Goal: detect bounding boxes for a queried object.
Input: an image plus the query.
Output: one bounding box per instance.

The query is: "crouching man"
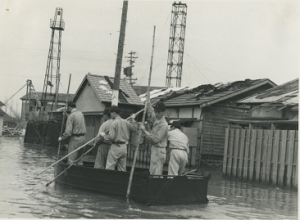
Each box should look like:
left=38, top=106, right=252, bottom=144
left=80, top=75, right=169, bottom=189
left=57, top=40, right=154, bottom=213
left=167, top=121, right=189, bottom=176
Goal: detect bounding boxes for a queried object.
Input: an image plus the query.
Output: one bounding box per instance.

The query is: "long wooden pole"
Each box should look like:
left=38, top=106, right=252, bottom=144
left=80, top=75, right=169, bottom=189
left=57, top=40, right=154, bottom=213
left=112, top=0, right=128, bottom=106
left=46, top=141, right=98, bottom=186
left=38, top=112, right=144, bottom=175
left=57, top=74, right=71, bottom=160
left=126, top=26, right=156, bottom=202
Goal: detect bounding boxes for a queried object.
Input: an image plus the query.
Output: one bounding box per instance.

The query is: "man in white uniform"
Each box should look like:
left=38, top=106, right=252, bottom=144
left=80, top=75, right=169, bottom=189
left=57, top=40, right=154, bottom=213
left=167, top=121, right=189, bottom=176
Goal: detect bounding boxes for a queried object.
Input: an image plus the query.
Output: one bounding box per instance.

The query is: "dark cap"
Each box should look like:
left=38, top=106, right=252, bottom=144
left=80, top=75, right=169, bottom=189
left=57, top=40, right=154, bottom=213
left=67, top=101, right=76, bottom=108
left=103, top=108, right=110, bottom=116
left=169, top=120, right=181, bottom=129
left=153, top=100, right=165, bottom=112
left=110, top=105, right=120, bottom=114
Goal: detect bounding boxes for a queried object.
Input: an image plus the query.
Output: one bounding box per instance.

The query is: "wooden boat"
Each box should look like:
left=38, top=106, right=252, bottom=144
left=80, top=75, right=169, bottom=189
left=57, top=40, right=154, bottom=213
left=54, top=162, right=210, bottom=206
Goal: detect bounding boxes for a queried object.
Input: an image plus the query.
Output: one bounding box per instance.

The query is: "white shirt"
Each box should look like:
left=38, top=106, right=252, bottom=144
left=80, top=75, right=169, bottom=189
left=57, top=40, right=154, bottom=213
left=168, top=128, right=189, bottom=154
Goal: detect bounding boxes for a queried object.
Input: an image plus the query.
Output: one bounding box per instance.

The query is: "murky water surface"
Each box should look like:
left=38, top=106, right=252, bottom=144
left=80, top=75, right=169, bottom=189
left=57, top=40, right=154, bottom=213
left=0, top=137, right=297, bottom=219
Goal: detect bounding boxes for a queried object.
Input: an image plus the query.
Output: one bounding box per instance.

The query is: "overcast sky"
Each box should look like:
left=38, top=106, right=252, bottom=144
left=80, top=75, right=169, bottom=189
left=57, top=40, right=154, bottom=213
left=0, top=0, right=299, bottom=114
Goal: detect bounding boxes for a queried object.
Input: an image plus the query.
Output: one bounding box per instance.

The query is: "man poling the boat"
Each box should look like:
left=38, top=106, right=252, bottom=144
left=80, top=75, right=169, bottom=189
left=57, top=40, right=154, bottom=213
left=94, top=108, right=112, bottom=169
left=58, top=101, right=86, bottom=165
left=99, top=105, right=137, bottom=171
left=140, top=99, right=169, bottom=175
left=167, top=121, right=189, bottom=176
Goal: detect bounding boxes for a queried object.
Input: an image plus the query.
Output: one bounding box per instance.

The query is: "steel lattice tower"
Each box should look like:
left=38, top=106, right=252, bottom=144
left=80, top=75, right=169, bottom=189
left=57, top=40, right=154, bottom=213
left=41, top=8, right=65, bottom=111
left=165, top=2, right=187, bottom=88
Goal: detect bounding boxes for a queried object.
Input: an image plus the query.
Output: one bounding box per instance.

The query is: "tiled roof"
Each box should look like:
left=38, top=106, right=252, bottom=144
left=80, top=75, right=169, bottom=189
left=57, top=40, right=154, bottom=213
left=0, top=101, right=5, bottom=107
left=238, top=78, right=298, bottom=106
left=74, top=73, right=143, bottom=106
left=143, top=79, right=276, bottom=107
left=20, top=93, right=75, bottom=102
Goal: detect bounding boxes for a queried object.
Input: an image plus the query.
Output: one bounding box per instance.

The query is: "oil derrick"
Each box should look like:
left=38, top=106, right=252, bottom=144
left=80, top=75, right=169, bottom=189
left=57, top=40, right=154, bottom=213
left=165, top=2, right=187, bottom=88
left=124, top=51, right=138, bottom=87
left=41, top=8, right=65, bottom=112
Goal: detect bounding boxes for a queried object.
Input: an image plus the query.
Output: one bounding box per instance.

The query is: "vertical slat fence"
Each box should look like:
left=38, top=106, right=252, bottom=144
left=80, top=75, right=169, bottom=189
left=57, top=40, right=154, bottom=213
left=223, top=128, right=298, bottom=190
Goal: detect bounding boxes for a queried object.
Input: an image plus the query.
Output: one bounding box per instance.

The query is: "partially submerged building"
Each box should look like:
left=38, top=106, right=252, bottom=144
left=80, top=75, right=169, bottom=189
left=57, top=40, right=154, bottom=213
left=140, top=79, right=276, bottom=164
left=73, top=73, right=143, bottom=143
left=232, top=78, right=298, bottom=130
left=20, top=92, right=75, bottom=121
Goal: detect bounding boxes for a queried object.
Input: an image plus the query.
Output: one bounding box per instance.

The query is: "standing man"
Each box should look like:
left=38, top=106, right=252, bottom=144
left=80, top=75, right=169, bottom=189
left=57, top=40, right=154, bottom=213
left=140, top=100, right=169, bottom=175
left=94, top=108, right=112, bottom=169
left=167, top=121, right=189, bottom=176
left=58, top=101, right=86, bottom=165
left=99, top=106, right=137, bottom=171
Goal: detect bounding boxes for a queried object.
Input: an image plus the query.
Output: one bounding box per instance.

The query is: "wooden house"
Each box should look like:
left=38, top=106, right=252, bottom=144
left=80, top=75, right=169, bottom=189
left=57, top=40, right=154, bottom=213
left=141, top=79, right=276, bottom=165
left=231, top=78, right=298, bottom=130
left=20, top=92, right=75, bottom=121
left=222, top=79, right=298, bottom=188
left=73, top=73, right=143, bottom=144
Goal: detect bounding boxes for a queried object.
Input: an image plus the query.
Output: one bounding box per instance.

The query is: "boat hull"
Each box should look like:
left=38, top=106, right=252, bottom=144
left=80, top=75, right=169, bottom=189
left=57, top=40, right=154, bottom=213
left=54, top=162, right=209, bottom=205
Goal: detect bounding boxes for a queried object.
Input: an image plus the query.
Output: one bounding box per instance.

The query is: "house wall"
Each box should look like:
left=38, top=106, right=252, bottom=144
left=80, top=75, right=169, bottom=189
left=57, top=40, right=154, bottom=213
left=0, top=116, right=3, bottom=136
left=76, top=82, right=105, bottom=113
left=165, top=108, right=178, bottom=118
left=251, top=106, right=282, bottom=118
left=200, top=106, right=249, bottom=158
left=179, top=107, right=193, bottom=118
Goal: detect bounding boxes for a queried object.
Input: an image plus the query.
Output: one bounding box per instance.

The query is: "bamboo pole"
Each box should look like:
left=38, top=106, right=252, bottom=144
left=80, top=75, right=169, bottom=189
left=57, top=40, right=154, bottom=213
left=46, top=141, right=98, bottom=186
left=57, top=74, right=72, bottom=160
left=126, top=26, right=156, bottom=202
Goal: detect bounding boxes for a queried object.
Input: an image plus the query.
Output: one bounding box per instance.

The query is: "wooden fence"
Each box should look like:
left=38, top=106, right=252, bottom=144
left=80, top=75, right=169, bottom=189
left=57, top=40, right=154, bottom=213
left=223, top=129, right=298, bottom=190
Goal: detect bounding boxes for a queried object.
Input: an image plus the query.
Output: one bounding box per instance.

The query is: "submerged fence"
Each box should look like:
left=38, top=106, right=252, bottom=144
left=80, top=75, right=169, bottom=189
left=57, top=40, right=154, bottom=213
left=223, top=129, right=298, bottom=190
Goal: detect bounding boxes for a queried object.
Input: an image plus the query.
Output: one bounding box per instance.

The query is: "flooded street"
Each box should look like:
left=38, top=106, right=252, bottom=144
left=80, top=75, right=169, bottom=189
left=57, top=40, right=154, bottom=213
left=0, top=137, right=297, bottom=219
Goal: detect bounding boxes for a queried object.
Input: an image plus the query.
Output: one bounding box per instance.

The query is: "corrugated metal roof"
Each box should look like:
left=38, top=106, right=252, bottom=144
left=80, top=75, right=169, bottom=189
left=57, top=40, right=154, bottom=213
left=141, top=79, right=276, bottom=107
left=238, top=78, right=298, bottom=106
left=20, top=93, right=75, bottom=102
left=75, top=73, right=143, bottom=106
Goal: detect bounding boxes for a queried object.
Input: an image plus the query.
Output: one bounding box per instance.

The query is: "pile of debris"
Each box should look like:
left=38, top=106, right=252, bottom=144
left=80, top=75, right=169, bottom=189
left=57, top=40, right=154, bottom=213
left=2, top=126, right=24, bottom=136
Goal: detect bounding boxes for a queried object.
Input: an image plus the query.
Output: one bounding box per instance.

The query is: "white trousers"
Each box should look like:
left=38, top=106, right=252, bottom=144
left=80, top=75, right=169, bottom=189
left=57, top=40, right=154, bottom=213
left=168, top=149, right=188, bottom=176
left=105, top=144, right=127, bottom=171
left=149, top=146, right=166, bottom=175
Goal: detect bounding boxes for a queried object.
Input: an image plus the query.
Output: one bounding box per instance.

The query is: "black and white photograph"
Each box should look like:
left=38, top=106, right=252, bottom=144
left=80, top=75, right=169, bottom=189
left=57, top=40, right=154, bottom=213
left=0, top=0, right=298, bottom=219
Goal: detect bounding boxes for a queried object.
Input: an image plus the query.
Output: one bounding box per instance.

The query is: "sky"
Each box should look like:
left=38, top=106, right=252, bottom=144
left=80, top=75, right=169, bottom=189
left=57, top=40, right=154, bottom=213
left=0, top=0, right=299, bottom=115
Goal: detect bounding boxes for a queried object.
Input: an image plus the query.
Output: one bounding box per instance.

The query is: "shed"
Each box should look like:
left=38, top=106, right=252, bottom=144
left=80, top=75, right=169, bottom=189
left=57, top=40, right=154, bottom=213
left=141, top=78, right=276, bottom=163
left=235, top=78, right=298, bottom=130
left=0, top=108, right=5, bottom=136
left=20, top=92, right=75, bottom=121
left=73, top=73, right=143, bottom=143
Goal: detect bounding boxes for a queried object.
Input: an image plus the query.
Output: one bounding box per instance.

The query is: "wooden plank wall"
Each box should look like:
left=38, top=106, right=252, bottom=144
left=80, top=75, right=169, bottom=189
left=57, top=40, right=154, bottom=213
left=201, top=106, right=249, bottom=157
left=127, top=127, right=199, bottom=171
left=223, top=128, right=298, bottom=190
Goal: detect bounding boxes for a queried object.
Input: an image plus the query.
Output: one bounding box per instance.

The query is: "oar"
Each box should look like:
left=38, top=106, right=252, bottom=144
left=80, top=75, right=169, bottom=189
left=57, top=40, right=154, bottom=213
left=57, top=74, right=72, bottom=160
left=38, top=136, right=99, bottom=175
left=126, top=26, right=156, bottom=202
left=39, top=111, right=145, bottom=175
left=46, top=141, right=98, bottom=186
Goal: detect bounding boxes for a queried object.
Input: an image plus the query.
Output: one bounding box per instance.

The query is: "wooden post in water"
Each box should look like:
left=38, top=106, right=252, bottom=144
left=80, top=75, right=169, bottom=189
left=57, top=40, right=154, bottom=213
left=57, top=74, right=71, bottom=160
left=112, top=0, right=128, bottom=106
left=126, top=26, right=156, bottom=202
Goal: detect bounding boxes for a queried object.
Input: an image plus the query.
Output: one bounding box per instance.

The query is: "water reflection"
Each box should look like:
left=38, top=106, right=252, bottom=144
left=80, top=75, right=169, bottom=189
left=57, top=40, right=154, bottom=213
left=0, top=137, right=297, bottom=219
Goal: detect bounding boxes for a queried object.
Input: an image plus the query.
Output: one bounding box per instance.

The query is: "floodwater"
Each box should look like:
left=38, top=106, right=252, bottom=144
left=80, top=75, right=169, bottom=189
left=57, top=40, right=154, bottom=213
left=0, top=137, right=297, bottom=219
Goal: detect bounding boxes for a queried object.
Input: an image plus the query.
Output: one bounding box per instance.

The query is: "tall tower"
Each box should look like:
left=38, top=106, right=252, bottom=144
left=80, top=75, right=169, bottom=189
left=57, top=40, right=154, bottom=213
left=124, top=51, right=138, bottom=87
left=41, top=8, right=65, bottom=111
left=165, top=2, right=187, bottom=88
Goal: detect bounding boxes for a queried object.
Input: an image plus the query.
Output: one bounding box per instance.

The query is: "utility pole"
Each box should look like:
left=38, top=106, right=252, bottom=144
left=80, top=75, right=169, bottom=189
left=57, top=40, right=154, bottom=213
left=112, top=1, right=128, bottom=106
left=124, top=51, right=138, bottom=87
